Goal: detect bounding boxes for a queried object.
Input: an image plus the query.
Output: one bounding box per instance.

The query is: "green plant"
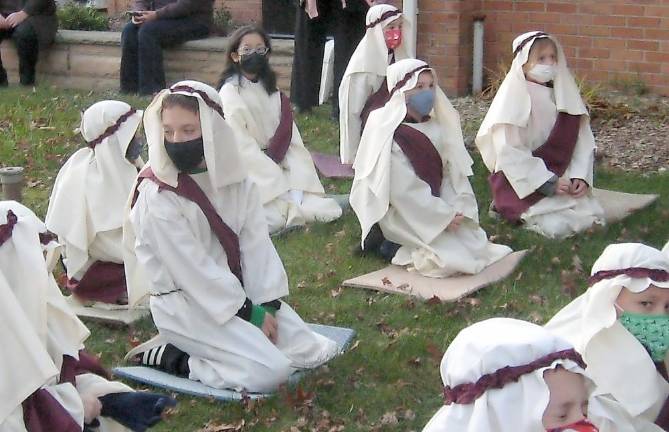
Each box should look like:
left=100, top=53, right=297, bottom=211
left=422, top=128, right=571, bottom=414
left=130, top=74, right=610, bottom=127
left=479, top=56, right=510, bottom=100
left=610, top=74, right=650, bottom=96
left=576, top=76, right=633, bottom=121
left=57, top=2, right=109, bottom=31
left=212, top=6, right=233, bottom=36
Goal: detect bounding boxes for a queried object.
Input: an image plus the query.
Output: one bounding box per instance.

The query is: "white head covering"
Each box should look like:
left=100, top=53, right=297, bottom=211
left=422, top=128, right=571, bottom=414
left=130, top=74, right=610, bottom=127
left=475, top=31, right=589, bottom=173
left=0, top=201, right=90, bottom=421
left=545, top=243, right=669, bottom=417
left=123, top=80, right=248, bottom=307
left=342, top=4, right=411, bottom=79
left=143, top=80, right=246, bottom=189
left=350, top=58, right=473, bottom=245
left=662, top=241, right=668, bottom=257
left=423, top=318, right=587, bottom=432
left=45, top=101, right=142, bottom=275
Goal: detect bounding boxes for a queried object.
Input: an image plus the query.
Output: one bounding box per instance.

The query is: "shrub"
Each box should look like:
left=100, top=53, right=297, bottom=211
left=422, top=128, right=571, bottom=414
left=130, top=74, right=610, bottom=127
left=212, top=6, right=233, bottom=36
left=58, top=2, right=109, bottom=31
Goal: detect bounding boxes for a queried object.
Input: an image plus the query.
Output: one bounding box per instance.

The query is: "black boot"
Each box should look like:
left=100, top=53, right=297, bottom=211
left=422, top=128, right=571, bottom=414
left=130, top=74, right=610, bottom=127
left=0, top=69, right=7, bottom=87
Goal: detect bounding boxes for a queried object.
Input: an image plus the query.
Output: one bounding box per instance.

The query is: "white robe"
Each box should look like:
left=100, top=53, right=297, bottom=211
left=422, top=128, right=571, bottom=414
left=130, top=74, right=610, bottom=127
left=490, top=82, right=605, bottom=239
left=381, top=120, right=512, bottom=277
left=129, top=174, right=338, bottom=393
left=339, top=64, right=388, bottom=164
left=0, top=202, right=133, bottom=432
left=219, top=77, right=342, bottom=234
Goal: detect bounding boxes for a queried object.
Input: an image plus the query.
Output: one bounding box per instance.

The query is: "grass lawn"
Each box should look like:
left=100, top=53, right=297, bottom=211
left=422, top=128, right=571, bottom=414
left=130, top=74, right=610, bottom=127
left=1, top=86, right=668, bottom=431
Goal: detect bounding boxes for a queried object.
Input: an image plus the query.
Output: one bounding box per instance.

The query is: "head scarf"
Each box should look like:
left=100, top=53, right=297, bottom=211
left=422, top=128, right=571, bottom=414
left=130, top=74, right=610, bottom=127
left=423, top=318, right=588, bottom=432
left=545, top=243, right=669, bottom=417
left=45, top=101, right=143, bottom=275
left=350, top=58, right=473, bottom=245
left=342, top=4, right=411, bottom=79
left=0, top=201, right=90, bottom=422
left=475, top=31, right=588, bottom=173
left=123, top=81, right=247, bottom=307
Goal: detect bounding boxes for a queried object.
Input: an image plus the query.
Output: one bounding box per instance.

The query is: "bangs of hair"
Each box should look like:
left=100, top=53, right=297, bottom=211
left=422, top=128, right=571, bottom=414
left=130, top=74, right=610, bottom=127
left=528, top=37, right=558, bottom=59
left=161, top=94, right=200, bottom=115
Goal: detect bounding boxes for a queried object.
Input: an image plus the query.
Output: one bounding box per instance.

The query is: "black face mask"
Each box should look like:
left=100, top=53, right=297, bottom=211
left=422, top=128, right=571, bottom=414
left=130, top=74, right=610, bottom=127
left=125, top=136, right=144, bottom=162
left=164, top=137, right=205, bottom=172
left=240, top=52, right=269, bottom=75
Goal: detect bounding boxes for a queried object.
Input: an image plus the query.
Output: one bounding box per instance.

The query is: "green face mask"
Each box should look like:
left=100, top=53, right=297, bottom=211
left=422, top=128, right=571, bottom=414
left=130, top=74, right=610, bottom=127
left=619, top=311, right=669, bottom=362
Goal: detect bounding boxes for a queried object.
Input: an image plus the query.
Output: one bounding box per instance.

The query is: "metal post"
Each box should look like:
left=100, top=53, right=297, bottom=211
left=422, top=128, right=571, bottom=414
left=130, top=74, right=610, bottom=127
left=0, top=166, right=25, bottom=202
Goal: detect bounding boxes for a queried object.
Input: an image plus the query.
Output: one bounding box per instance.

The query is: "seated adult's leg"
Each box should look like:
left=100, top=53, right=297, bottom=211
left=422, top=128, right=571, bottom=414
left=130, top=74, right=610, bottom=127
left=0, top=29, right=11, bottom=85
left=10, top=22, right=39, bottom=85
left=120, top=22, right=141, bottom=93
left=136, top=19, right=209, bottom=95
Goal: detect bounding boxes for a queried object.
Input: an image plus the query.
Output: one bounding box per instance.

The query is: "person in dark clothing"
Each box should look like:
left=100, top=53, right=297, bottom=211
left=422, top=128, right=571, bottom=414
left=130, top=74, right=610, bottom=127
left=0, top=0, right=57, bottom=86
left=120, top=0, right=213, bottom=95
left=290, top=0, right=370, bottom=118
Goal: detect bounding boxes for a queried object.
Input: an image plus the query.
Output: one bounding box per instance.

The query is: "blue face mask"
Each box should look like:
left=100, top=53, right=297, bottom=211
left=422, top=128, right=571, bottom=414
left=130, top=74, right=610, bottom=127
left=407, top=89, right=435, bottom=118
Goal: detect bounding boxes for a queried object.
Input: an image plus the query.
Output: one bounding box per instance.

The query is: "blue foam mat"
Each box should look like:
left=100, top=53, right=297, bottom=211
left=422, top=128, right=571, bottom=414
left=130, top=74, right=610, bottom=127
left=112, top=324, right=356, bottom=401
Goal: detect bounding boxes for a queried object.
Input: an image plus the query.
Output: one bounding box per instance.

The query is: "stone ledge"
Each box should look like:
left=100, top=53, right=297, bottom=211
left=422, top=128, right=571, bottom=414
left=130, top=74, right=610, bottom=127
left=1, top=30, right=294, bottom=91
left=55, top=29, right=295, bottom=54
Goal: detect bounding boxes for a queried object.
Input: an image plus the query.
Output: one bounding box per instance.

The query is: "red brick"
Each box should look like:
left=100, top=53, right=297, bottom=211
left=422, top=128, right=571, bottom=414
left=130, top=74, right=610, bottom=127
left=627, top=16, right=662, bottom=27
left=528, top=12, right=561, bottom=24
left=580, top=26, right=611, bottom=37
left=610, top=49, right=644, bottom=62
left=627, top=39, right=660, bottom=51
left=570, top=58, right=595, bottom=70
left=578, top=4, right=613, bottom=15
left=547, top=3, right=577, bottom=14
left=579, top=48, right=610, bottom=59
left=515, top=2, right=545, bottom=12
left=593, top=59, right=627, bottom=72
left=564, top=14, right=593, bottom=26
left=486, top=1, right=513, bottom=11
left=593, top=38, right=626, bottom=49
left=541, top=23, right=578, bottom=36
left=646, top=51, right=669, bottom=63
left=592, top=15, right=626, bottom=27
left=611, top=27, right=644, bottom=39
left=631, top=62, right=662, bottom=74
left=645, top=5, right=669, bottom=18
left=611, top=5, right=645, bottom=16
left=645, top=28, right=669, bottom=40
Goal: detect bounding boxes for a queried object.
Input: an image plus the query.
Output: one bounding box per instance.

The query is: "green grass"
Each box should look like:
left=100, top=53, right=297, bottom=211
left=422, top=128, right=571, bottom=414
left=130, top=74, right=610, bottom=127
left=1, top=86, right=668, bottom=431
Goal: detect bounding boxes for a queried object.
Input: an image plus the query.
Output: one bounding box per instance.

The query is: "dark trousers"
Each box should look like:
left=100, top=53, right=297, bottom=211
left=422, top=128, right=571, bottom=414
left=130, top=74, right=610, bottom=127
left=0, top=21, right=40, bottom=85
left=290, top=1, right=367, bottom=116
left=120, top=19, right=209, bottom=95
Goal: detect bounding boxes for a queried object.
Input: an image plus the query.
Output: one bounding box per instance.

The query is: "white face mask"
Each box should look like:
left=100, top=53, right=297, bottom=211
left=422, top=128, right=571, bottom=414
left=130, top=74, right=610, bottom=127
left=527, top=64, right=556, bottom=83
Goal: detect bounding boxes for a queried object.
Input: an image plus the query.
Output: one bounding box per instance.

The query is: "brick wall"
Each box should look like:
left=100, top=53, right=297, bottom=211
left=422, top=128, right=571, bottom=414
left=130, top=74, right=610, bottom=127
left=480, top=1, right=669, bottom=96
left=104, top=0, right=669, bottom=96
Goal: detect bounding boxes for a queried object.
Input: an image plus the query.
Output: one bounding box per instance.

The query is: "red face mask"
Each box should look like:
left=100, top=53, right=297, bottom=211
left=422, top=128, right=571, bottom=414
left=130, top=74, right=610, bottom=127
left=384, top=28, right=402, bottom=50
left=547, top=419, right=599, bottom=432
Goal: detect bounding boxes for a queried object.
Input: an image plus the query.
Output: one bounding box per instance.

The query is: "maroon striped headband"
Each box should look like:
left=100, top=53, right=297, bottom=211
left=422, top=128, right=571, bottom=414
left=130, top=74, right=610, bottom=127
left=87, top=108, right=138, bottom=149
left=0, top=210, right=17, bottom=247
left=366, top=9, right=401, bottom=29
left=169, top=85, right=225, bottom=119
left=389, top=65, right=431, bottom=96
left=443, top=349, right=586, bottom=405
left=588, top=267, right=669, bottom=286
left=513, top=31, right=549, bottom=57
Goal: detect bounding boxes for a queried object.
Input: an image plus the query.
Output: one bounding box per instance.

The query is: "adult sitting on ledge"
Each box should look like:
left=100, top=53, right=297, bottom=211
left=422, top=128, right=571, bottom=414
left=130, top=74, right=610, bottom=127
left=0, top=0, right=57, bottom=86
left=121, top=0, right=213, bottom=95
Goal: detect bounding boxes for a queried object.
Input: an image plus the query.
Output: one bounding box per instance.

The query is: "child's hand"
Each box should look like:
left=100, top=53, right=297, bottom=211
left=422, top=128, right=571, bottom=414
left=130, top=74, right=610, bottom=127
left=570, top=179, right=589, bottom=198
left=447, top=213, right=464, bottom=231
left=555, top=178, right=571, bottom=196
left=261, top=313, right=279, bottom=344
left=82, top=394, right=102, bottom=424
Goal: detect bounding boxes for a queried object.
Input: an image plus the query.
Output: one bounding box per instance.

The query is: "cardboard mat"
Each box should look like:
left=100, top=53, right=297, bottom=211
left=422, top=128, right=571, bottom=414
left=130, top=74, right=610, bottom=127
left=343, top=250, right=527, bottom=301
left=593, top=188, right=658, bottom=223
left=310, top=152, right=354, bottom=179
left=112, top=324, right=356, bottom=401
left=66, top=296, right=150, bottom=326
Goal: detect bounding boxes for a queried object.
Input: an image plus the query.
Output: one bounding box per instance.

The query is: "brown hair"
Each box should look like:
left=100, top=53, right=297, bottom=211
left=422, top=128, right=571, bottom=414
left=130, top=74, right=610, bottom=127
left=527, top=38, right=558, bottom=62
left=217, top=25, right=277, bottom=94
left=161, top=94, right=200, bottom=116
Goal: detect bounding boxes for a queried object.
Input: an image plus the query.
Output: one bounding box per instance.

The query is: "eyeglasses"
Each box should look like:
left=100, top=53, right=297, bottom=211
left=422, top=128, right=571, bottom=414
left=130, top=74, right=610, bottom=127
left=238, top=46, right=269, bottom=56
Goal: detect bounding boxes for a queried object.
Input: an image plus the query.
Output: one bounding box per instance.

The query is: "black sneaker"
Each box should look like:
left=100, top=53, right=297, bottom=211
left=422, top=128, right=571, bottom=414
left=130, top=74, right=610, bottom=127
left=0, top=68, right=8, bottom=87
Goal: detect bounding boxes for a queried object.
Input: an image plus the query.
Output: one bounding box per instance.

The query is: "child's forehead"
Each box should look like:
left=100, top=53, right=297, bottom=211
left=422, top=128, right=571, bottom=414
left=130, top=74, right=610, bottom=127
left=620, top=284, right=669, bottom=298
left=530, top=39, right=557, bottom=55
